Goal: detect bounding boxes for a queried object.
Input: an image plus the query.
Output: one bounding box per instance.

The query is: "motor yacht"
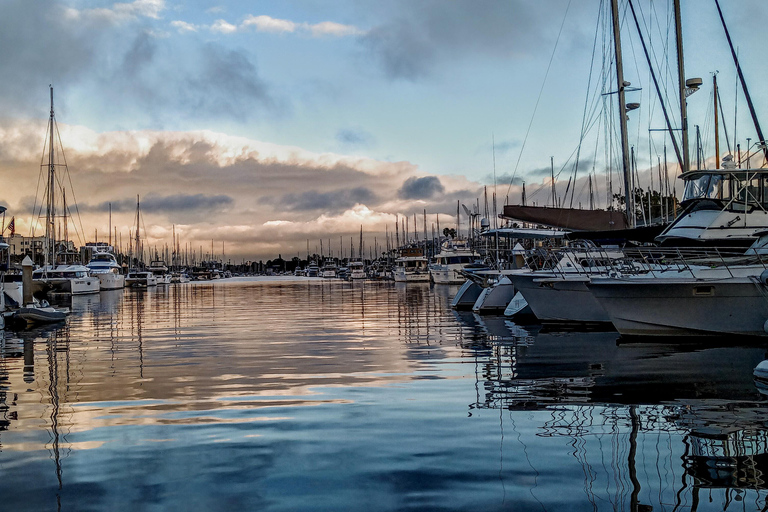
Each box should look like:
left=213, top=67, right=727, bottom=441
left=86, top=250, right=125, bottom=290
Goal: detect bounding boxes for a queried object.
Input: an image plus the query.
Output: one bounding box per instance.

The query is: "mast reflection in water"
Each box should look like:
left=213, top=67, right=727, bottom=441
left=0, top=278, right=767, bottom=511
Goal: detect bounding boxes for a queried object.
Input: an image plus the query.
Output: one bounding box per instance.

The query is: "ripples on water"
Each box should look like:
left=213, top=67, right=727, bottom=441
left=1, top=277, right=768, bottom=511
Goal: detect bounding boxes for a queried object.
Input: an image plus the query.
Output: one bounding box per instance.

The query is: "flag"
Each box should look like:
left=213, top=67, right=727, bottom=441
left=6, top=217, right=14, bottom=236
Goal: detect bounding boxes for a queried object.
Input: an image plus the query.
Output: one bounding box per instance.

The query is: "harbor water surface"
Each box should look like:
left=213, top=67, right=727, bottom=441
left=1, top=278, right=768, bottom=511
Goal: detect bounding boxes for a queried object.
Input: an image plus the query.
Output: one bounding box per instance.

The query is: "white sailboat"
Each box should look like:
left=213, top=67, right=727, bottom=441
left=125, top=196, right=157, bottom=288
left=32, top=87, right=99, bottom=296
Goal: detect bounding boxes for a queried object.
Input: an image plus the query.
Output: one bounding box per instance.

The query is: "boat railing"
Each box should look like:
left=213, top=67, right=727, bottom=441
left=524, top=245, right=768, bottom=278
left=614, top=246, right=768, bottom=277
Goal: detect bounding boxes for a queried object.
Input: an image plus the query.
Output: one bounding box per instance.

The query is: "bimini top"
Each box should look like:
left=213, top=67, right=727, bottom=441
left=679, top=166, right=768, bottom=180
left=480, top=228, right=568, bottom=240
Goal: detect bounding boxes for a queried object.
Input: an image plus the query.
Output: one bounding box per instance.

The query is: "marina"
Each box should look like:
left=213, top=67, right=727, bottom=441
left=2, top=0, right=768, bottom=509
left=2, top=278, right=768, bottom=511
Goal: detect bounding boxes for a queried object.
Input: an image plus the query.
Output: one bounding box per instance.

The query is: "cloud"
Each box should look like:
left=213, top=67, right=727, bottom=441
left=82, top=194, right=234, bottom=213
left=0, top=0, right=99, bottom=116
left=0, top=120, right=482, bottom=259
left=474, top=138, right=521, bottom=157
left=171, top=20, right=198, bottom=33
left=269, top=187, right=379, bottom=213
left=182, top=44, right=275, bottom=119
left=209, top=14, right=364, bottom=37
left=68, top=0, right=166, bottom=24
left=309, top=21, right=363, bottom=37
left=358, top=0, right=579, bottom=80
left=242, top=15, right=296, bottom=33
left=336, top=128, right=375, bottom=149
left=211, top=19, right=238, bottom=34
left=398, top=176, right=445, bottom=200
left=487, top=173, right=523, bottom=186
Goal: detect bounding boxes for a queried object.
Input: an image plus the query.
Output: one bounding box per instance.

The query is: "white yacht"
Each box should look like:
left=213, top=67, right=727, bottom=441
left=429, top=239, right=480, bottom=284
left=320, top=261, right=338, bottom=278
left=588, top=254, right=768, bottom=337
left=393, top=249, right=429, bottom=283
left=33, top=264, right=100, bottom=295
left=349, top=261, right=366, bottom=280
left=170, top=271, right=190, bottom=284
left=148, top=260, right=172, bottom=284
left=503, top=245, right=629, bottom=324
left=86, top=250, right=125, bottom=290
left=125, top=270, right=158, bottom=287
left=656, top=167, right=768, bottom=248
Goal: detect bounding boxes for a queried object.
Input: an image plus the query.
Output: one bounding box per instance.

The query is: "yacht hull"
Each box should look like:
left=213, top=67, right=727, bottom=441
left=472, top=277, right=515, bottom=314
left=451, top=280, right=483, bottom=310
left=96, top=273, right=125, bottom=290
left=508, top=274, right=611, bottom=324
left=35, top=276, right=100, bottom=295
left=393, top=271, right=430, bottom=282
left=429, top=267, right=465, bottom=284
left=588, top=277, right=768, bottom=337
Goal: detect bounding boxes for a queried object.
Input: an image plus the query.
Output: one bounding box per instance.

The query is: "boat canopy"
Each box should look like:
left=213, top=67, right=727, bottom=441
left=501, top=205, right=628, bottom=231
left=480, top=228, right=568, bottom=240
left=680, top=168, right=768, bottom=211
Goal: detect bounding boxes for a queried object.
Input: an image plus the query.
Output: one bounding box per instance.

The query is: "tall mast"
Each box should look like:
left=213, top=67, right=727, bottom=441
left=673, top=0, right=690, bottom=174
left=46, top=86, right=57, bottom=266
left=714, top=0, right=768, bottom=165
left=62, top=189, right=68, bottom=256
left=134, top=195, right=141, bottom=267
left=714, top=74, right=720, bottom=169
left=610, top=0, right=635, bottom=228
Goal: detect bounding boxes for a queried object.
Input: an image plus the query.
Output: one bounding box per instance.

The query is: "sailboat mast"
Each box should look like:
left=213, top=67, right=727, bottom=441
left=714, top=74, right=720, bottom=169
left=134, top=195, right=141, bottom=267
left=47, top=86, right=57, bottom=266
left=62, top=189, right=68, bottom=257
left=714, top=0, right=768, bottom=165
left=610, top=0, right=635, bottom=228
left=673, top=0, right=691, bottom=174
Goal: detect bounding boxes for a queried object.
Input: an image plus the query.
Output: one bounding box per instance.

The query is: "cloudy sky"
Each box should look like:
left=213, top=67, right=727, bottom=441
left=1, top=0, right=766, bottom=261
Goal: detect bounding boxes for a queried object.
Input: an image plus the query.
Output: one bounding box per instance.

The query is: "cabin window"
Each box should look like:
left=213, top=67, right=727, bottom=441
left=683, top=175, right=714, bottom=201
left=693, top=285, right=714, bottom=296
left=732, top=176, right=762, bottom=211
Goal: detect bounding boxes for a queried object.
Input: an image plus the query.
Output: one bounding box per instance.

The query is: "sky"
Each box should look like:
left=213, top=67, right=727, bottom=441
left=0, top=0, right=767, bottom=262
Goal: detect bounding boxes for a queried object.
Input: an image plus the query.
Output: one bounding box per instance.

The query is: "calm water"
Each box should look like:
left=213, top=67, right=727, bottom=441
left=1, top=277, right=768, bottom=511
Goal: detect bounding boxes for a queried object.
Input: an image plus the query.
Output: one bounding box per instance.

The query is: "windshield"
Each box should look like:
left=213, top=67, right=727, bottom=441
left=682, top=174, right=723, bottom=202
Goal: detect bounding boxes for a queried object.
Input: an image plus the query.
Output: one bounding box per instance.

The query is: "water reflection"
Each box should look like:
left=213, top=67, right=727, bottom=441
left=0, top=279, right=767, bottom=511
left=461, top=312, right=768, bottom=511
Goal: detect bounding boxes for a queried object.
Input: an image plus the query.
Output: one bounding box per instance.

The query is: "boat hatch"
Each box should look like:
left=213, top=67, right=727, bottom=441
left=693, top=285, right=715, bottom=296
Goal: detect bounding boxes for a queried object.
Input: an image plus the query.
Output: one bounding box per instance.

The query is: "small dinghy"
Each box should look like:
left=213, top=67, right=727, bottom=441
left=13, top=301, right=69, bottom=325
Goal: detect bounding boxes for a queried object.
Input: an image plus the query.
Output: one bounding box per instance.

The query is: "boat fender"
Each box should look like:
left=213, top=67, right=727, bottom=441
left=761, top=269, right=768, bottom=286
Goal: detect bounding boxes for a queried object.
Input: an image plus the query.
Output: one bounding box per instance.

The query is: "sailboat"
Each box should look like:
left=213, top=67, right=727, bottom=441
left=32, top=87, right=100, bottom=296
left=125, top=196, right=157, bottom=287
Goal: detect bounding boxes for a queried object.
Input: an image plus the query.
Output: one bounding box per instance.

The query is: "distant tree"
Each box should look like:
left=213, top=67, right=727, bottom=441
left=613, top=188, right=679, bottom=224
left=443, top=227, right=457, bottom=239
